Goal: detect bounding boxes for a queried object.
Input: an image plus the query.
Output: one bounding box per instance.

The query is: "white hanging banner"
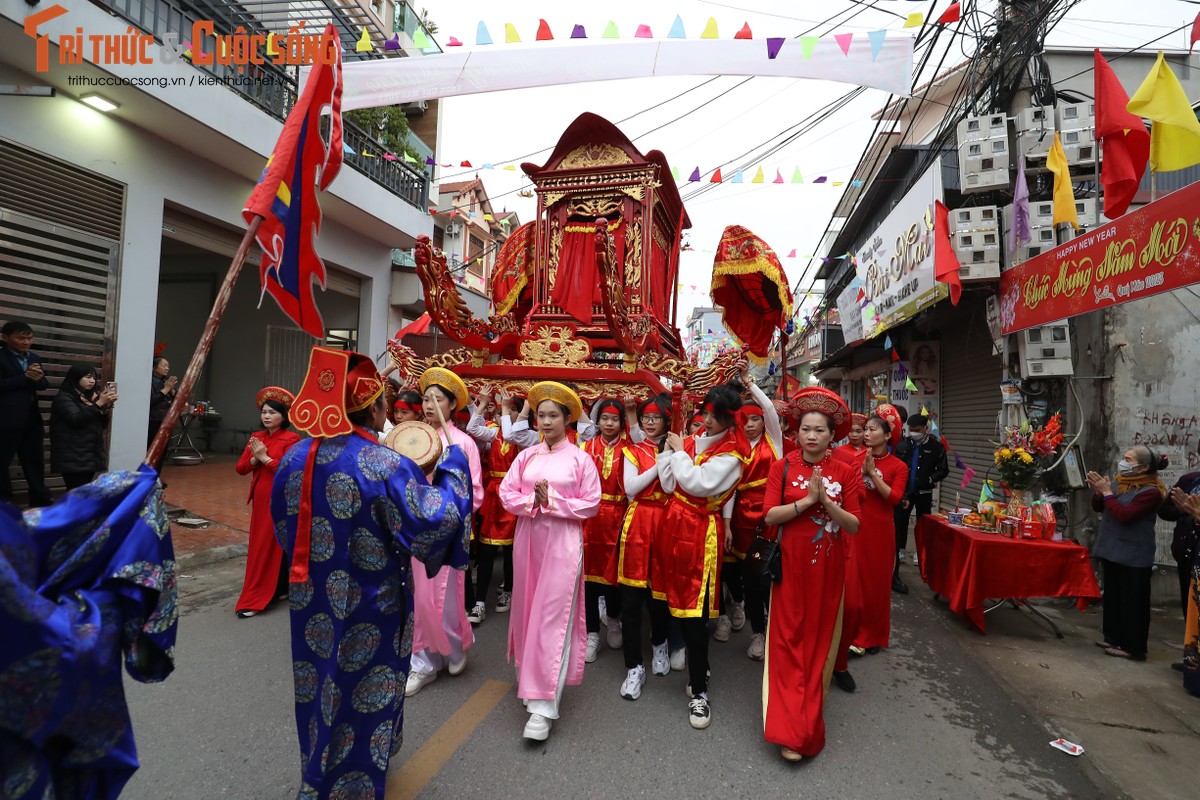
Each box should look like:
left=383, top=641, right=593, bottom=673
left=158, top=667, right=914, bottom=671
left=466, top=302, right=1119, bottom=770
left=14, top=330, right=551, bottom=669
left=326, top=36, right=914, bottom=111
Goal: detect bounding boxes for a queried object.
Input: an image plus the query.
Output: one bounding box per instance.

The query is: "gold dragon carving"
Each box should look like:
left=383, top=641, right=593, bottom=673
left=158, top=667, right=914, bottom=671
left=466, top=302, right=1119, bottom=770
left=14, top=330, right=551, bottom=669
left=517, top=325, right=592, bottom=367
left=561, top=143, right=634, bottom=170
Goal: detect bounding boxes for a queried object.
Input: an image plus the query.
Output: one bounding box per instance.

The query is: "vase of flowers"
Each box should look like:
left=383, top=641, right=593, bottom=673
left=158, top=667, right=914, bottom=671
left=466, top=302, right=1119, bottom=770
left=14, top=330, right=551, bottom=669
left=993, top=413, right=1065, bottom=515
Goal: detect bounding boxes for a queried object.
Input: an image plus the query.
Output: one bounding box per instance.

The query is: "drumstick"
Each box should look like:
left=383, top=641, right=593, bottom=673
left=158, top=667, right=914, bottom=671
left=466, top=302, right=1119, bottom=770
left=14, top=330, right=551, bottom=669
left=433, top=393, right=451, bottom=431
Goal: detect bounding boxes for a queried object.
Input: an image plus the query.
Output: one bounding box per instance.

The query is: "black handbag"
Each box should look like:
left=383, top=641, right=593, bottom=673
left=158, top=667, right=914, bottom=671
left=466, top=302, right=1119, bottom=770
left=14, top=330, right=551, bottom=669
left=746, top=458, right=788, bottom=584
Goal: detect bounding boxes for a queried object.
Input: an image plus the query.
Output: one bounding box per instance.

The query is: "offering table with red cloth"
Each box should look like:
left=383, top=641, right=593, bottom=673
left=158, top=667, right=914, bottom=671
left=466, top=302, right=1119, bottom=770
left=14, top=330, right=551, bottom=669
left=914, top=514, right=1101, bottom=636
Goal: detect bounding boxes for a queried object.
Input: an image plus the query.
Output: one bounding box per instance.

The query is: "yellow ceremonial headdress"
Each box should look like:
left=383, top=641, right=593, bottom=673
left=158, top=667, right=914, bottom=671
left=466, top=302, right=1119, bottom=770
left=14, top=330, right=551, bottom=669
left=290, top=347, right=385, bottom=438
left=528, top=381, right=583, bottom=423
left=418, top=366, right=469, bottom=411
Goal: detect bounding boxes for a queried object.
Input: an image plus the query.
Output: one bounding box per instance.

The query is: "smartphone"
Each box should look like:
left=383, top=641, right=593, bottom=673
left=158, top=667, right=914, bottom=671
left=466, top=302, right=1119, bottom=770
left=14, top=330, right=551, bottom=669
left=106, top=381, right=118, bottom=393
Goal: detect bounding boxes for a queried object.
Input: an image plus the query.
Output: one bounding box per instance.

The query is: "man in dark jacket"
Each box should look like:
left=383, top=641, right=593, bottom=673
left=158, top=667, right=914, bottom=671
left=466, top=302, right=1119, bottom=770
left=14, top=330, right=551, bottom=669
left=892, top=414, right=948, bottom=592
left=0, top=321, right=52, bottom=506
left=1160, top=472, right=1200, bottom=617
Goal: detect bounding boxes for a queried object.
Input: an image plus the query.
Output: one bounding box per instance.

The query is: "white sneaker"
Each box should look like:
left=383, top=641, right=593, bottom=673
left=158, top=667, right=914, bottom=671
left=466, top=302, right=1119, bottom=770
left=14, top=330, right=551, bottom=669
left=897, top=549, right=906, bottom=565
left=688, top=694, right=711, bottom=730
left=729, top=601, right=746, bottom=631
left=495, top=590, right=512, bottom=613
left=606, top=620, right=623, bottom=649
left=585, top=632, right=600, bottom=663
left=405, top=669, right=438, bottom=697
left=620, top=665, right=647, bottom=700
left=448, top=652, right=467, bottom=676
left=523, top=713, right=551, bottom=741
left=912, top=551, right=919, bottom=566
left=747, top=632, right=765, bottom=661
left=670, top=648, right=686, bottom=672
left=598, top=595, right=608, bottom=626
left=650, top=642, right=670, bottom=676
left=467, top=602, right=486, bottom=624
left=714, top=615, right=732, bottom=643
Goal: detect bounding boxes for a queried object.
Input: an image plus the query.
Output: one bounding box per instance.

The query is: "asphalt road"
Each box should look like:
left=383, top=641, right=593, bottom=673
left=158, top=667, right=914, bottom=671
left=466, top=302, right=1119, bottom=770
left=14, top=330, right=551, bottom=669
left=121, top=557, right=1108, bottom=799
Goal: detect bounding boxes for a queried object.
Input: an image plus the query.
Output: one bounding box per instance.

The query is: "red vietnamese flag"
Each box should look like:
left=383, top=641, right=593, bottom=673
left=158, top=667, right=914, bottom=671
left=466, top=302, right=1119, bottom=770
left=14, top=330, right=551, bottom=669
left=933, top=200, right=962, bottom=306
left=395, top=312, right=432, bottom=338
left=1094, top=50, right=1150, bottom=217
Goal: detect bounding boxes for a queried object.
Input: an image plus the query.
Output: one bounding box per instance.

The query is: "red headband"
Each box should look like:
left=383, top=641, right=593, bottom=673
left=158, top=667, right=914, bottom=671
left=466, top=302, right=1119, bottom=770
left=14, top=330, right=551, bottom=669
left=595, top=401, right=623, bottom=418
left=394, top=400, right=422, bottom=413
left=642, top=402, right=663, bottom=416
left=702, top=402, right=715, bottom=413
left=740, top=404, right=764, bottom=419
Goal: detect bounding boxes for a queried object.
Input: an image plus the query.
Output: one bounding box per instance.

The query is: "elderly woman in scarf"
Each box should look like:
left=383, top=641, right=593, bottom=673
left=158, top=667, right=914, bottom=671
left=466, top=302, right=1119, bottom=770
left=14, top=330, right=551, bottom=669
left=1086, top=445, right=1169, bottom=662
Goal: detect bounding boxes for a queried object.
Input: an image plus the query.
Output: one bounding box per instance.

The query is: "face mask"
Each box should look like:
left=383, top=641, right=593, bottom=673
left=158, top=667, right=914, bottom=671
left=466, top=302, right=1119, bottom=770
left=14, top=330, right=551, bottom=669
left=911, top=431, right=928, bottom=443
left=1117, top=459, right=1138, bottom=476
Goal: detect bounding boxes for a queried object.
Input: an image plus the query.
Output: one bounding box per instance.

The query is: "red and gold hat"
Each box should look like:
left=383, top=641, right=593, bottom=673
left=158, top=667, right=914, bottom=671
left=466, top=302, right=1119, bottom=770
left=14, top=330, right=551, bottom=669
left=256, top=386, right=294, bottom=409
left=290, top=347, right=385, bottom=438
left=873, top=403, right=905, bottom=447
left=788, top=387, right=852, bottom=440
left=528, top=381, right=583, bottom=423
left=419, top=367, right=469, bottom=411
left=850, top=412, right=868, bottom=427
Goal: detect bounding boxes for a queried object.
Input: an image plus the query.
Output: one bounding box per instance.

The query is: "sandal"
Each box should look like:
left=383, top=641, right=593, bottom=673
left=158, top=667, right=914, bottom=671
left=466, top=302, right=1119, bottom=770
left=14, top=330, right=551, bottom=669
left=1095, top=640, right=1115, bottom=649
left=780, top=746, right=803, bottom=762
left=1104, top=647, right=1136, bottom=660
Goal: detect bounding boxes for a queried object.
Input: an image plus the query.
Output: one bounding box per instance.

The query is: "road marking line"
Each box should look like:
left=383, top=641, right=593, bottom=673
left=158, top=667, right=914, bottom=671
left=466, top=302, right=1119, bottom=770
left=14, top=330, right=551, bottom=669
left=386, top=679, right=512, bottom=800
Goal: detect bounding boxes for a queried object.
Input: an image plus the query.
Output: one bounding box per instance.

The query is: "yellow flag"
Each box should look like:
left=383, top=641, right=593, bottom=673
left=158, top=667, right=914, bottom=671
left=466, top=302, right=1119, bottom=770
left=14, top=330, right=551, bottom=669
left=1126, top=51, right=1200, bottom=172
left=505, top=23, right=520, bottom=43
left=751, top=166, right=765, bottom=184
left=355, top=27, right=372, bottom=52
left=1046, top=132, right=1079, bottom=231
left=904, top=13, right=924, bottom=28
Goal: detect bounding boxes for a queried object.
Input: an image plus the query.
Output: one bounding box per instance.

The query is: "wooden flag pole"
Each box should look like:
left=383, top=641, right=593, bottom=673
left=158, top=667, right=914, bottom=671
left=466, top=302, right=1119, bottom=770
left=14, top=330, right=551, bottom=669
left=144, top=215, right=263, bottom=470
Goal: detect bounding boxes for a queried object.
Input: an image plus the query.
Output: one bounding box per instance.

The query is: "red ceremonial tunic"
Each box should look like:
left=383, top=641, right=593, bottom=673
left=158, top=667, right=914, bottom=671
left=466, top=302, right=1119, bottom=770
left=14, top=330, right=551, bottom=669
left=582, top=434, right=630, bottom=585
left=850, top=449, right=908, bottom=650
left=762, top=450, right=862, bottom=757
left=234, top=428, right=302, bottom=613
left=834, top=443, right=866, bottom=463
left=618, top=441, right=669, bottom=588
left=653, top=433, right=748, bottom=618
left=729, top=435, right=781, bottom=559
left=479, top=426, right=519, bottom=546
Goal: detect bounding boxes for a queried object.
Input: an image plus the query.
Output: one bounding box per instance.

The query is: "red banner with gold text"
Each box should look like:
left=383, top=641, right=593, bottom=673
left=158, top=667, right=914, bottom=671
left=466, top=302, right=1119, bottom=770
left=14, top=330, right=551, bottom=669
left=998, top=180, right=1200, bottom=334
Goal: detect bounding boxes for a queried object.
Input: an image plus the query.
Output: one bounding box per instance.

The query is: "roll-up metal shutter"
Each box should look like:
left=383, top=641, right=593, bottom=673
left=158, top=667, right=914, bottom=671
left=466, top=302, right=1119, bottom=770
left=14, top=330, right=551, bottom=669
left=938, top=298, right=1003, bottom=510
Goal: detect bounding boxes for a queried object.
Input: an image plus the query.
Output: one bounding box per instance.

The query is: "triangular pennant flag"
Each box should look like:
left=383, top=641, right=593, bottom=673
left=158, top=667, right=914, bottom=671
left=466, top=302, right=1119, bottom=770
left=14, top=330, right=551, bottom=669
left=904, top=12, right=924, bottom=28
left=786, top=249, right=797, bottom=258
left=447, top=36, right=462, bottom=46
left=734, top=23, right=752, bottom=40
left=571, top=24, right=587, bottom=39
left=791, top=167, right=804, bottom=183
left=767, top=38, right=785, bottom=59
left=701, top=18, right=719, bottom=39
left=905, top=376, right=918, bottom=392
left=503, top=165, right=516, bottom=171
left=355, top=27, right=372, bottom=52
left=937, top=2, right=962, bottom=25
left=710, top=168, right=723, bottom=183
left=460, top=160, right=472, bottom=167
left=668, top=15, right=686, bottom=39
left=413, top=28, right=431, bottom=49
left=851, top=179, right=864, bottom=187
left=482, top=163, right=494, bottom=169
left=814, top=176, right=827, bottom=183
left=954, top=452, right=965, bottom=470
left=476, top=21, right=493, bottom=45
left=383, top=152, right=397, bottom=161
left=448, top=210, right=458, bottom=219
left=505, top=23, right=520, bottom=43
left=342, top=141, right=354, bottom=154
left=835, top=33, right=853, bottom=56
left=833, top=181, right=844, bottom=186
left=425, top=157, right=436, bottom=165
left=635, top=24, right=653, bottom=38
left=404, top=153, right=418, bottom=163
left=536, top=19, right=553, bottom=40
left=891, top=348, right=901, bottom=362
left=483, top=213, right=494, bottom=221
left=361, top=150, right=376, bottom=158
left=688, top=167, right=701, bottom=181
left=384, top=33, right=401, bottom=51
left=671, top=166, right=680, bottom=181
left=800, top=36, right=818, bottom=59
left=752, top=167, right=765, bottom=183
left=960, top=466, right=976, bottom=490
left=732, top=168, right=744, bottom=184
left=772, top=169, right=784, bottom=184
left=602, top=21, right=619, bottom=38
left=884, top=335, right=893, bottom=349
left=868, top=30, right=886, bottom=62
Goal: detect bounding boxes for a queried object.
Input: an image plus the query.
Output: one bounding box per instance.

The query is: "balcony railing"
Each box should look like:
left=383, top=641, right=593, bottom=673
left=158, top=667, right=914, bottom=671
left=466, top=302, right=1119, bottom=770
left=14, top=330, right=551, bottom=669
left=94, top=0, right=430, bottom=210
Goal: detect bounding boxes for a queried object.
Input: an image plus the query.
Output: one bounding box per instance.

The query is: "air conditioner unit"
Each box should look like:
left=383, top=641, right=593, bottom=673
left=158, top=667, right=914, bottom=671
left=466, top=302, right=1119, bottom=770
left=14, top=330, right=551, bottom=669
left=445, top=221, right=462, bottom=235
left=1017, top=323, right=1073, bottom=377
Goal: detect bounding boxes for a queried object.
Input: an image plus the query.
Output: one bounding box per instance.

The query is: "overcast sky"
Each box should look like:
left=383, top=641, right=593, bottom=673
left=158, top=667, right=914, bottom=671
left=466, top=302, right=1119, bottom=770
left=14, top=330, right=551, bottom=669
left=420, top=0, right=1193, bottom=327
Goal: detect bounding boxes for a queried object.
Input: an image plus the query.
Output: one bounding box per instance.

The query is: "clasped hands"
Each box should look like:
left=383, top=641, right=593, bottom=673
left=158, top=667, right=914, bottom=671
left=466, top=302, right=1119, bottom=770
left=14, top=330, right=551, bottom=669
left=1085, top=470, right=1113, bottom=496
left=533, top=479, right=550, bottom=508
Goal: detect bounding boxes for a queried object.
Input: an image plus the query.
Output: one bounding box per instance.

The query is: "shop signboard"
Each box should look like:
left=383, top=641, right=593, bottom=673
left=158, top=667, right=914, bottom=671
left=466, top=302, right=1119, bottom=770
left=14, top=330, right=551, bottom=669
left=854, top=163, right=949, bottom=339
left=998, top=179, right=1200, bottom=335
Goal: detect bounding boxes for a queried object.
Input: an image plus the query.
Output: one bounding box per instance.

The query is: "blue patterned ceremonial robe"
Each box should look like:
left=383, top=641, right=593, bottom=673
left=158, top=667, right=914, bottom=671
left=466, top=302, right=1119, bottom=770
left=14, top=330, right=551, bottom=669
left=0, top=467, right=178, bottom=800
left=272, top=428, right=471, bottom=800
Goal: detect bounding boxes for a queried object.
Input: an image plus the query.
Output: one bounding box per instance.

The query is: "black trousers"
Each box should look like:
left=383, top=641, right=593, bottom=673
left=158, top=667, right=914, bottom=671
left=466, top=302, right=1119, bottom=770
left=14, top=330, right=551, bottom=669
left=0, top=419, right=51, bottom=505
left=680, top=588, right=713, bottom=695
left=1176, top=558, right=1191, bottom=618
left=619, top=584, right=669, bottom=669
left=894, top=491, right=933, bottom=552
left=585, top=582, right=622, bottom=634
left=61, top=471, right=95, bottom=490
left=722, top=559, right=767, bottom=633
left=473, top=542, right=513, bottom=608
left=1101, top=558, right=1151, bottom=659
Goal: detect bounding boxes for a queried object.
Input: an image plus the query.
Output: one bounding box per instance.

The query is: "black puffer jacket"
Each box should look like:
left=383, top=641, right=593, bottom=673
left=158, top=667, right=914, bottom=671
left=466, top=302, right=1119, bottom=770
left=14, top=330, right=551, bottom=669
left=49, top=390, right=109, bottom=473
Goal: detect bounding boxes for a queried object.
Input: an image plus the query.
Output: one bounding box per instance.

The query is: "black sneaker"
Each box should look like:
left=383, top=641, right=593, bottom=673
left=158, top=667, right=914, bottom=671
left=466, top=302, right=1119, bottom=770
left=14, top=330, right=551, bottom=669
left=833, top=670, right=856, bottom=693
left=892, top=575, right=909, bottom=594
left=688, top=695, right=711, bottom=730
